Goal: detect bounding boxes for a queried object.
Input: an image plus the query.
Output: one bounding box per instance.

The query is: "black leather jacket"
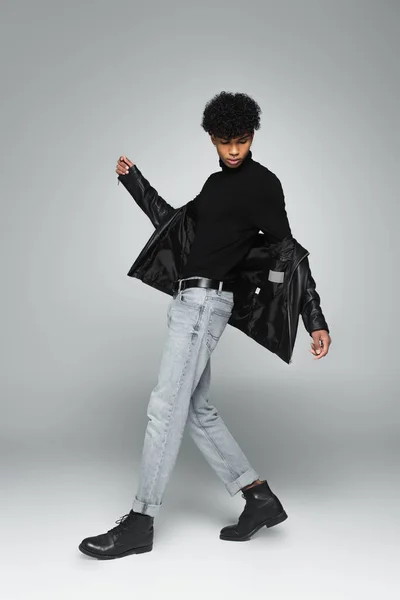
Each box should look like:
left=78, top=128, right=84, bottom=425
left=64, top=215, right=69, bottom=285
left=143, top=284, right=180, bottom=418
left=118, top=164, right=330, bottom=364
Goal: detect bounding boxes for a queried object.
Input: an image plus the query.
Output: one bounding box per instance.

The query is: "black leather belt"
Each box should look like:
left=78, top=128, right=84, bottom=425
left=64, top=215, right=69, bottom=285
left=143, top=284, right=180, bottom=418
left=173, top=277, right=235, bottom=293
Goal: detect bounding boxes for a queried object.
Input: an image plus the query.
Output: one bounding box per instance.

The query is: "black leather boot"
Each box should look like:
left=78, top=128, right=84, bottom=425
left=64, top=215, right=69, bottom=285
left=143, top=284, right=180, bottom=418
left=220, top=480, right=288, bottom=541
left=79, top=509, right=154, bottom=559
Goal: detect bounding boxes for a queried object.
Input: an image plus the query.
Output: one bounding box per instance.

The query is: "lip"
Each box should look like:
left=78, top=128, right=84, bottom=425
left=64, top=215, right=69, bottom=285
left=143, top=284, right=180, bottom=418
left=227, top=158, right=241, bottom=164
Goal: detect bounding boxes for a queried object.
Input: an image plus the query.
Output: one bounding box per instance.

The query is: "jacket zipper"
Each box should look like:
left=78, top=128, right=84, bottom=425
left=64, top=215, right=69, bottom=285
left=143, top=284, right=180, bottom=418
left=287, top=250, right=309, bottom=363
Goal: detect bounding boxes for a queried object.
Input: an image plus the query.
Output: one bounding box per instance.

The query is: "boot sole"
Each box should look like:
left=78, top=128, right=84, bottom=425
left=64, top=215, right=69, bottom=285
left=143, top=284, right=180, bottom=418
left=78, top=542, right=153, bottom=559
left=219, top=510, right=288, bottom=542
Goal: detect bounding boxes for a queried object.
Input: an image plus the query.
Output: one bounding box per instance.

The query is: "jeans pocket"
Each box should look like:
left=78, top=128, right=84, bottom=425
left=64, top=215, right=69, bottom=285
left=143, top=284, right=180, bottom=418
left=207, top=289, right=234, bottom=311
left=206, top=306, right=231, bottom=353
left=178, top=287, right=206, bottom=308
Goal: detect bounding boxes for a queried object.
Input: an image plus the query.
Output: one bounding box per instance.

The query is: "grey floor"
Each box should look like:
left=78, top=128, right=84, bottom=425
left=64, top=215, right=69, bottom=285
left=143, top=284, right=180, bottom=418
left=2, top=443, right=398, bottom=600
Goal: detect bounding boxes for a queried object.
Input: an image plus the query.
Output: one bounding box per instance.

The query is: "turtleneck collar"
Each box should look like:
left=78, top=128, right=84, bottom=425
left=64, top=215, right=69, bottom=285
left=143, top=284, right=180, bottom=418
left=218, top=149, right=253, bottom=173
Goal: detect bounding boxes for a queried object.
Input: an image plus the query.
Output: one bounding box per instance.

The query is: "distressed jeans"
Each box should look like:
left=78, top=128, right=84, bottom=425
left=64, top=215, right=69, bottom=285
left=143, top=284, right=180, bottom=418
left=132, top=277, right=260, bottom=517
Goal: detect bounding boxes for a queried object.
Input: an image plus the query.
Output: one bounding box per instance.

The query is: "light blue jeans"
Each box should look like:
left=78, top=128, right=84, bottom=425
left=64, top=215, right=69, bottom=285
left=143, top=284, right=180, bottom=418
left=132, top=277, right=260, bottom=517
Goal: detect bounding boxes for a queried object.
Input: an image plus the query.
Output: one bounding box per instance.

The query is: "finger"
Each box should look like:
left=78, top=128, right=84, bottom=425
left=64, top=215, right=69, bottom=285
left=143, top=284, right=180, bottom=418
left=320, top=336, right=331, bottom=352
left=116, top=161, right=129, bottom=174
left=314, top=345, right=328, bottom=359
left=117, top=157, right=127, bottom=170
left=117, top=158, right=130, bottom=168
left=120, top=155, right=133, bottom=167
left=116, top=167, right=128, bottom=177
left=310, top=339, right=321, bottom=357
left=314, top=340, right=324, bottom=356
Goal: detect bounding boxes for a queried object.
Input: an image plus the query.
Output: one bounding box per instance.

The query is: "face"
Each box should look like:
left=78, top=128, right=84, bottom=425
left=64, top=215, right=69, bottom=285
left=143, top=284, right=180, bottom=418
left=211, top=131, right=254, bottom=168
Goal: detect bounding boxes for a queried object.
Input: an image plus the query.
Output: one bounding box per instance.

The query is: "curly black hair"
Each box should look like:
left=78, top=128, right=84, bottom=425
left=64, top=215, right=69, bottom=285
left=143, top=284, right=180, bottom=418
left=201, top=91, right=261, bottom=140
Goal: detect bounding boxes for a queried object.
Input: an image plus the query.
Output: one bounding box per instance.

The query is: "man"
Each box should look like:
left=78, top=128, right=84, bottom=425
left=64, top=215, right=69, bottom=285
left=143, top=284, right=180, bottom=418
left=79, top=91, right=331, bottom=559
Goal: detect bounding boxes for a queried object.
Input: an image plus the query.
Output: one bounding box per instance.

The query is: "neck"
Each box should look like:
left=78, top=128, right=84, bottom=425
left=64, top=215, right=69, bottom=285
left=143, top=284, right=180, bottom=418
left=219, top=149, right=253, bottom=173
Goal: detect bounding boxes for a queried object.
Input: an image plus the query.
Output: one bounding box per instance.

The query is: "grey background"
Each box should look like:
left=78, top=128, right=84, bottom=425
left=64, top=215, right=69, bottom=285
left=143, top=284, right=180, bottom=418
left=1, top=0, right=398, bottom=598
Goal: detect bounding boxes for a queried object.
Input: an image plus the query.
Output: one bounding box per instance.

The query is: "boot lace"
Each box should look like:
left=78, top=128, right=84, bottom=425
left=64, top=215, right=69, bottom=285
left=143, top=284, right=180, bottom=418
left=107, top=511, right=137, bottom=537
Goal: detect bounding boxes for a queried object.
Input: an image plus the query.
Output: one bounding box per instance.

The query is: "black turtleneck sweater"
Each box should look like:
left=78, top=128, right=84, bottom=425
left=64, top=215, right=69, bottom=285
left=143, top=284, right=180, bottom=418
left=181, top=149, right=292, bottom=282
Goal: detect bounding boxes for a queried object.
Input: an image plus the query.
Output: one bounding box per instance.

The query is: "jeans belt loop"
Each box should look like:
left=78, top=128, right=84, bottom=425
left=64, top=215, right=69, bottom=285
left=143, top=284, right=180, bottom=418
left=178, top=278, right=183, bottom=293
left=217, top=280, right=223, bottom=296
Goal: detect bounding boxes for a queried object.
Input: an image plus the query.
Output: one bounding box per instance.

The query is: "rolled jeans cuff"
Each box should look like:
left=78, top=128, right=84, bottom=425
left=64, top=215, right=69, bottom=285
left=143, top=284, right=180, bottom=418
left=225, top=467, right=260, bottom=497
left=132, top=497, right=162, bottom=518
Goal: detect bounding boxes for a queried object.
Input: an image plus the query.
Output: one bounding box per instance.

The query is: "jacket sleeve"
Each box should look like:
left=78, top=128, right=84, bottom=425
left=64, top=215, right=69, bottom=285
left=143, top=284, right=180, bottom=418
left=301, top=264, right=330, bottom=335
left=117, top=164, right=176, bottom=229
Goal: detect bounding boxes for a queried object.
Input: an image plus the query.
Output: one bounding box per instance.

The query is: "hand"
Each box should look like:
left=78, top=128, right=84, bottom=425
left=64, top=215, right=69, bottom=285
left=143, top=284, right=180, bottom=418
left=116, top=155, right=134, bottom=177
left=309, top=329, right=331, bottom=360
